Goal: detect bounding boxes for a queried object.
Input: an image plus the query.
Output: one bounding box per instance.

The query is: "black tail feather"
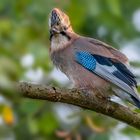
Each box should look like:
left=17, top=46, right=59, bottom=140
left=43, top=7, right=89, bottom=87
left=131, top=95, right=140, bottom=109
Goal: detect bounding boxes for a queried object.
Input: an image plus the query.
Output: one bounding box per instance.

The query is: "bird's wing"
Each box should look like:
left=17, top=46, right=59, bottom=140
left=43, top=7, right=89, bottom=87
left=72, top=37, right=136, bottom=88
left=73, top=37, right=128, bottom=64
left=74, top=51, right=139, bottom=103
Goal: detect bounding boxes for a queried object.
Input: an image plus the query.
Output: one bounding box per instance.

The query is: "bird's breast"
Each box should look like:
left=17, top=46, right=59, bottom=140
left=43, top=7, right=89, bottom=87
left=51, top=49, right=110, bottom=92
left=50, top=39, right=110, bottom=92
left=51, top=34, right=69, bottom=51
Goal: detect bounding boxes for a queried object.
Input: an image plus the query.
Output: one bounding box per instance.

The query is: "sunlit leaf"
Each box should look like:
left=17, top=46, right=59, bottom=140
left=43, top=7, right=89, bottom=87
left=3, top=105, right=14, bottom=126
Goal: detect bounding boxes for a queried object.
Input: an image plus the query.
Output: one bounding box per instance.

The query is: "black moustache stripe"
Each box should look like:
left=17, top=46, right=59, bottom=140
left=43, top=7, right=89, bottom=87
left=49, top=31, right=71, bottom=41
left=60, top=31, right=71, bottom=40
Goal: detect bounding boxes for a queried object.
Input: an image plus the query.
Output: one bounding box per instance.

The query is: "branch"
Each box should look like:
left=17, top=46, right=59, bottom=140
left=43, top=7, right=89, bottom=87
left=18, top=82, right=140, bottom=130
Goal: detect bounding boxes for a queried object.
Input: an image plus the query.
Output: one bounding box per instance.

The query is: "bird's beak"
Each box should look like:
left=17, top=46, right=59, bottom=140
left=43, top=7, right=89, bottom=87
left=51, top=10, right=57, bottom=27
left=50, top=8, right=60, bottom=27
left=49, top=8, right=61, bottom=35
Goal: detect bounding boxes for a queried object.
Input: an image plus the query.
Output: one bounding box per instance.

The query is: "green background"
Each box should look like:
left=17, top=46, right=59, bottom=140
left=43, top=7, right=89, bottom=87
left=0, top=0, right=140, bottom=139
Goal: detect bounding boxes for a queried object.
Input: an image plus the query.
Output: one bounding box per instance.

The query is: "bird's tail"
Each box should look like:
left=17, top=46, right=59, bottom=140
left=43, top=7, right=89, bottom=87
left=113, top=88, right=140, bottom=109
left=130, top=94, right=140, bottom=109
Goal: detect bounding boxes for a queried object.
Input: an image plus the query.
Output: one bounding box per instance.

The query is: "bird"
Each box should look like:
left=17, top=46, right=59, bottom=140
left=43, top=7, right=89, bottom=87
left=48, top=8, right=140, bottom=108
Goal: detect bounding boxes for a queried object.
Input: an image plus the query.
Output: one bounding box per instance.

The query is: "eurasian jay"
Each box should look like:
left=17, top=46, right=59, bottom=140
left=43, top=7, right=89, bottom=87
left=49, top=8, right=140, bottom=108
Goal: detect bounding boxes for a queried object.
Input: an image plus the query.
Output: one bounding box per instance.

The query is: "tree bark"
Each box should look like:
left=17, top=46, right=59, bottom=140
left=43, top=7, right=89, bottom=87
left=18, top=82, right=140, bottom=130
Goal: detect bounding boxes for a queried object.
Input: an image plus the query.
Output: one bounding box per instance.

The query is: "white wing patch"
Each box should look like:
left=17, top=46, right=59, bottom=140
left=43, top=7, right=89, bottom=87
left=94, top=62, right=139, bottom=99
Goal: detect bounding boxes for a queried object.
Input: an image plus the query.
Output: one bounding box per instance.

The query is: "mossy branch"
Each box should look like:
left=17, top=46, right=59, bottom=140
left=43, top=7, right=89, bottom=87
left=18, top=82, right=140, bottom=130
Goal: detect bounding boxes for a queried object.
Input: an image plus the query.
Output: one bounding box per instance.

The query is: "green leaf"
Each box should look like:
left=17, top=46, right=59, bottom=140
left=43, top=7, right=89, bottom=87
left=38, top=112, right=58, bottom=135
left=106, top=0, right=121, bottom=16
left=89, top=132, right=110, bottom=140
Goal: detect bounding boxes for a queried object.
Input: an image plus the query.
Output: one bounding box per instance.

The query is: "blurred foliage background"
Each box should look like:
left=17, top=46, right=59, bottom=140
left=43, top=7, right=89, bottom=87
left=0, top=0, right=140, bottom=140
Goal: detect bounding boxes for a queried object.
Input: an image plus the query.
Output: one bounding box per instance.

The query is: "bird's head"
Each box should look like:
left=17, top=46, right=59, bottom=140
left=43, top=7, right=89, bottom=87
left=49, top=8, right=73, bottom=39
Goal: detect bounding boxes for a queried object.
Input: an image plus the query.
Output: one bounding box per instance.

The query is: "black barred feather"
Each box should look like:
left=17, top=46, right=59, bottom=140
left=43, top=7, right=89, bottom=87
left=112, top=61, right=137, bottom=88
left=93, top=54, right=137, bottom=88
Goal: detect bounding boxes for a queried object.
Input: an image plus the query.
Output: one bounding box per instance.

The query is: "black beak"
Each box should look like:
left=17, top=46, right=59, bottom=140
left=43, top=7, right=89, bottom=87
left=51, top=10, right=60, bottom=27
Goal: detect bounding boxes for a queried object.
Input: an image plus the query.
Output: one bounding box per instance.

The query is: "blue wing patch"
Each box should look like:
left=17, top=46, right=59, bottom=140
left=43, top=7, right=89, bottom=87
left=75, top=51, right=96, bottom=71
left=75, top=51, right=139, bottom=108
left=75, top=51, right=137, bottom=88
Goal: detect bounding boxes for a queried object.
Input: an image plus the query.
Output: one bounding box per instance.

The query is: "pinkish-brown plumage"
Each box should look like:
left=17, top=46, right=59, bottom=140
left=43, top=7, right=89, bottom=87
left=49, top=8, right=140, bottom=108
